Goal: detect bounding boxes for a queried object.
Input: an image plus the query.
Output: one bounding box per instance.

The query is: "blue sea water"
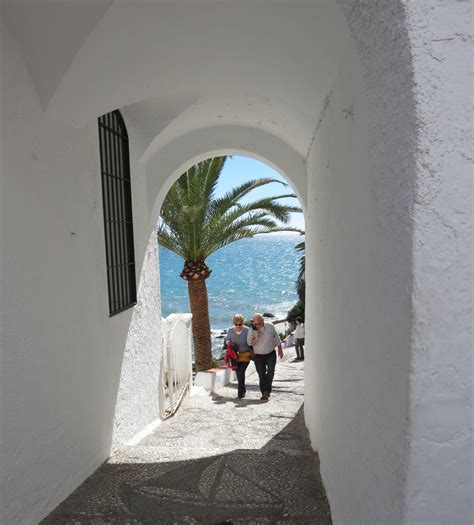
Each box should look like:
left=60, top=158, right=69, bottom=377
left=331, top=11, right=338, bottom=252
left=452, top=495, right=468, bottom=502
left=158, top=235, right=302, bottom=353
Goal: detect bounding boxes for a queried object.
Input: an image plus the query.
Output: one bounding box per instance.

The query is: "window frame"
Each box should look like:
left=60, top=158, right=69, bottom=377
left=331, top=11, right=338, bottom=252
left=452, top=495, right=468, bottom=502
left=98, top=110, right=137, bottom=316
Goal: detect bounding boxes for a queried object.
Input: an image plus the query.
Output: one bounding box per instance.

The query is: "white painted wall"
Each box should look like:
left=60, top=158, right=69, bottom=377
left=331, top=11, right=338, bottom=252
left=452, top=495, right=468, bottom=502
left=305, top=2, right=473, bottom=524
left=304, top=42, right=412, bottom=524
left=404, top=2, right=473, bottom=523
left=0, top=26, right=163, bottom=524
left=112, top=232, right=163, bottom=449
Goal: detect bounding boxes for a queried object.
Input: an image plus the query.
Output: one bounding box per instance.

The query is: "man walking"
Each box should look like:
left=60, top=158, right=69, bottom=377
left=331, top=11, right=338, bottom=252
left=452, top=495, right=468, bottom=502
left=248, top=313, right=283, bottom=401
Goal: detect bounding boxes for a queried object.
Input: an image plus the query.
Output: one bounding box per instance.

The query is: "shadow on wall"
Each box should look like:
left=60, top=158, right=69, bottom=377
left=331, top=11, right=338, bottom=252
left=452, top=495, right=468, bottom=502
left=41, top=406, right=332, bottom=524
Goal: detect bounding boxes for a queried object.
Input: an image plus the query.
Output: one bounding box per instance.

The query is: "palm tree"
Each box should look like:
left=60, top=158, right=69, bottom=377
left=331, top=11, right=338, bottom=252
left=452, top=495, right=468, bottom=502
left=158, top=156, right=302, bottom=371
left=287, top=239, right=305, bottom=325
left=295, top=240, right=305, bottom=303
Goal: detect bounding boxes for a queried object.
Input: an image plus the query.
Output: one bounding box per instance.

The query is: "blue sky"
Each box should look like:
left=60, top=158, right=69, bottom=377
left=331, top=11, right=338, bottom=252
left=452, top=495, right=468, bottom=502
left=215, top=156, right=305, bottom=232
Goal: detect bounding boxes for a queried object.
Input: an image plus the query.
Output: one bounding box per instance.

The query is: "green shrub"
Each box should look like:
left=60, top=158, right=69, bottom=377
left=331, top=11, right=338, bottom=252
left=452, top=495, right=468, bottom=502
left=287, top=300, right=305, bottom=325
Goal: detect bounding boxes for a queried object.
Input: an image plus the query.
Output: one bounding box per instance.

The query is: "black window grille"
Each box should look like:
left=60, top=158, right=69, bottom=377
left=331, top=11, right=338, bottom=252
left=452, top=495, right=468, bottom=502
left=98, top=110, right=137, bottom=316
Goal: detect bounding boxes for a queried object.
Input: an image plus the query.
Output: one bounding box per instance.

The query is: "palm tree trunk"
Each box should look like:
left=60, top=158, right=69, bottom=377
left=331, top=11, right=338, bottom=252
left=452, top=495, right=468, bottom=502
left=187, top=278, right=213, bottom=371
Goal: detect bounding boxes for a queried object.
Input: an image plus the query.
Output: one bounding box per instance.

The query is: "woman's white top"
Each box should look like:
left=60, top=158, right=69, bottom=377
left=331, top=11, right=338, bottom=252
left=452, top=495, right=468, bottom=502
left=294, top=324, right=305, bottom=338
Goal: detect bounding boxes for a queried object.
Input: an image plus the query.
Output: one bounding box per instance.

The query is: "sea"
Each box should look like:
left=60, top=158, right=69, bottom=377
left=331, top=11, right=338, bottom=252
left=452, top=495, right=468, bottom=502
left=158, top=235, right=302, bottom=357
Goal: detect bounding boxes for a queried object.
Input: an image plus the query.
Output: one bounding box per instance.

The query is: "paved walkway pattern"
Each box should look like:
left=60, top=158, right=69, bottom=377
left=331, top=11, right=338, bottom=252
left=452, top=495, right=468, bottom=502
left=42, top=356, right=332, bottom=524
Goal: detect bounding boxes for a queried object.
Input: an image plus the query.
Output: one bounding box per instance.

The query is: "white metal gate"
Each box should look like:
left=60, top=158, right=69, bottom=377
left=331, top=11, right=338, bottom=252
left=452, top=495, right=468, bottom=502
left=160, top=314, right=193, bottom=419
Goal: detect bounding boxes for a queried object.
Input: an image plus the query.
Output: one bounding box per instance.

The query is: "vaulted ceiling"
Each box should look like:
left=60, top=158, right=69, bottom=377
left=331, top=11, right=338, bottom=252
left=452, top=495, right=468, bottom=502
left=2, top=0, right=352, bottom=158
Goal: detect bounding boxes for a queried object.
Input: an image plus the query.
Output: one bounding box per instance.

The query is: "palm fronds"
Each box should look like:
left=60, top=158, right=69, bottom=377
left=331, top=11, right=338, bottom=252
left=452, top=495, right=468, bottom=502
left=295, top=239, right=305, bottom=302
left=158, top=156, right=303, bottom=262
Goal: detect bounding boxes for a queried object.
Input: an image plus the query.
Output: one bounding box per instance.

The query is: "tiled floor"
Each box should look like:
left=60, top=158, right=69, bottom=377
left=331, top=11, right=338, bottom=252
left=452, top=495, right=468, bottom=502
left=42, top=357, right=331, bottom=524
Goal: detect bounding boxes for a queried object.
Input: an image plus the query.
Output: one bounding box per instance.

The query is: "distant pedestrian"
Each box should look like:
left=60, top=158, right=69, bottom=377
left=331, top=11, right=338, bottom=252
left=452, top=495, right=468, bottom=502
left=225, top=314, right=253, bottom=399
left=248, top=313, right=283, bottom=401
left=292, top=317, right=305, bottom=360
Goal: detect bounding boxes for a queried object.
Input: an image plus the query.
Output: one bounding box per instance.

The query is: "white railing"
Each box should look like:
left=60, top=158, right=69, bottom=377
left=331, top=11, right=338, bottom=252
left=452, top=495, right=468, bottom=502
left=159, top=313, right=193, bottom=419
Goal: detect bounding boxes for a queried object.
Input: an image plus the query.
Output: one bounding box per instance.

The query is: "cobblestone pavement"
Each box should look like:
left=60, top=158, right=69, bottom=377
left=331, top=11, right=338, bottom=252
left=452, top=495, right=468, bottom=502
left=42, top=355, right=332, bottom=524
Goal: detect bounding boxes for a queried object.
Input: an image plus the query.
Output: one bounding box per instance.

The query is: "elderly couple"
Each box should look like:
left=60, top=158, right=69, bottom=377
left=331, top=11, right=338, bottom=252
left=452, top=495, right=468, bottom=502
left=225, top=313, right=283, bottom=401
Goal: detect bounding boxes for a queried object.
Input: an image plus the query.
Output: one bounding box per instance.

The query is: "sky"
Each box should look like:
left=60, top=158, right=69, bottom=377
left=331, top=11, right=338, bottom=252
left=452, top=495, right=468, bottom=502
left=214, top=156, right=305, bottom=232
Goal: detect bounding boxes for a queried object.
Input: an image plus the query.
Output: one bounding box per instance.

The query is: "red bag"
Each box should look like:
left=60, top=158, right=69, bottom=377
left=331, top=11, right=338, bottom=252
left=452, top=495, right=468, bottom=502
left=224, top=341, right=238, bottom=371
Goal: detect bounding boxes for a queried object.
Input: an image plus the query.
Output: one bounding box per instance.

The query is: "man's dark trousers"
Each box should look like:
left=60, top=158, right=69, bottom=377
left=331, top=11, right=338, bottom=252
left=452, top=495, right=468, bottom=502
left=254, top=350, right=277, bottom=394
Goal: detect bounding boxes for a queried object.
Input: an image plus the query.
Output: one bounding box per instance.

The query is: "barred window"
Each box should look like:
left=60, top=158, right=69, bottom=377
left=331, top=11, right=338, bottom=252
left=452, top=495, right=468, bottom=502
left=98, top=110, right=137, bottom=315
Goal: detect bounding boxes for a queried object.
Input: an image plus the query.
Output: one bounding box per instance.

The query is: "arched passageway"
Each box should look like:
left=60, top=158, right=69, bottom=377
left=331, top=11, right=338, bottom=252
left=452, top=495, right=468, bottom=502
left=42, top=343, right=320, bottom=524
left=155, top=155, right=305, bottom=364
left=1, top=1, right=471, bottom=524
left=112, top=140, right=307, bottom=443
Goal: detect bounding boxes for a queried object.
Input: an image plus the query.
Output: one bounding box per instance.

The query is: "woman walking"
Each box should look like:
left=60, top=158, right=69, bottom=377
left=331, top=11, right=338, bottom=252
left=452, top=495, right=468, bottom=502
left=225, top=314, right=253, bottom=399
left=293, top=317, right=305, bottom=360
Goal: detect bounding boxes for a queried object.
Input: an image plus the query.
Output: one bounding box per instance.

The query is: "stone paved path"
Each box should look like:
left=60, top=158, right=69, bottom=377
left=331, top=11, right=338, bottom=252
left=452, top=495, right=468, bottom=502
left=42, top=356, right=332, bottom=524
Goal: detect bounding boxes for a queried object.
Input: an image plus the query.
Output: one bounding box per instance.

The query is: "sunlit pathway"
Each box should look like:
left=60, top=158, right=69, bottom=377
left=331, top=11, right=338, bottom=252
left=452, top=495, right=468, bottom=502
left=42, top=356, right=331, bottom=524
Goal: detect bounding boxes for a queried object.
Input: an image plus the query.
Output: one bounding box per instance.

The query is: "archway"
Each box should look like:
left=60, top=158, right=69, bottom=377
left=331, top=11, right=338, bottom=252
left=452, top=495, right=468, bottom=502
left=112, top=135, right=308, bottom=447
left=72, top=3, right=417, bottom=522
left=2, top=1, right=470, bottom=524
left=156, top=154, right=305, bottom=362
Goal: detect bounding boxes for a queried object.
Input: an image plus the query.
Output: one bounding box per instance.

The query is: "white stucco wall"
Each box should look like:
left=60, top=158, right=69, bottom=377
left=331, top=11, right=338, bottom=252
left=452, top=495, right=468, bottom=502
left=304, top=40, right=412, bottom=524
left=112, top=231, right=163, bottom=449
left=404, top=2, right=473, bottom=523
left=305, top=2, right=473, bottom=524
left=0, top=26, right=163, bottom=524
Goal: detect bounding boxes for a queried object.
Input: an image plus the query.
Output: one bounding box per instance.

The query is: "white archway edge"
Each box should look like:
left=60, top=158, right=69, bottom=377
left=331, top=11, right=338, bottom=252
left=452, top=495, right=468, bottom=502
left=144, top=125, right=308, bottom=232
